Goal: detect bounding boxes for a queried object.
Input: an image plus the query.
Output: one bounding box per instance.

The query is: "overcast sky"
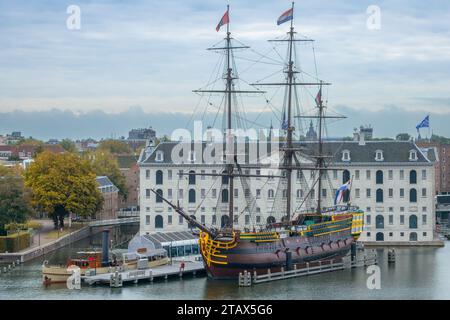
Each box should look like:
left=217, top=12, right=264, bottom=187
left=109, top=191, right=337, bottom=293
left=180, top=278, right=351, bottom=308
left=1, top=0, right=449, bottom=139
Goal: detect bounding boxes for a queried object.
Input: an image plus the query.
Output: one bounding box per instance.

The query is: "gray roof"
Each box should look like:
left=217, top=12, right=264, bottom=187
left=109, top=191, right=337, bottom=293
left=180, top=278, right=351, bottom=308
left=143, top=231, right=197, bottom=246
left=96, top=176, right=117, bottom=188
left=139, top=140, right=431, bottom=165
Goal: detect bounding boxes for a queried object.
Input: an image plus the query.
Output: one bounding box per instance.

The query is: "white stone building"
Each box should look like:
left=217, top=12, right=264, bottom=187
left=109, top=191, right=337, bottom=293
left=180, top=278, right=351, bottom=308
left=138, top=136, right=436, bottom=244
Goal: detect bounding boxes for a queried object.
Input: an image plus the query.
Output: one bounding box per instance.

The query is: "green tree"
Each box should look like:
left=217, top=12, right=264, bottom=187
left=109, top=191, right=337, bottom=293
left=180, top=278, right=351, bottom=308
left=17, top=138, right=44, bottom=147
left=60, top=138, right=77, bottom=153
left=396, top=133, right=411, bottom=141
left=84, top=150, right=128, bottom=199
left=0, top=166, right=33, bottom=236
left=24, top=152, right=103, bottom=229
left=98, top=139, right=131, bottom=154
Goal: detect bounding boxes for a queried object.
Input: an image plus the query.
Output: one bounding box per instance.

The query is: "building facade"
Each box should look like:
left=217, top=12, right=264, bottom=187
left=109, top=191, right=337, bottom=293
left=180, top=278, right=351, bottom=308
left=138, top=137, right=436, bottom=244
left=117, top=155, right=140, bottom=210
left=96, top=176, right=119, bottom=220
left=416, top=140, right=450, bottom=194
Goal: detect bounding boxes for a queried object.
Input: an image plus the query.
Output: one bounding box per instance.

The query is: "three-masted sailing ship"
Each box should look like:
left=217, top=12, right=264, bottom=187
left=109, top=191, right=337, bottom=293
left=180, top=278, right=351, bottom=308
left=153, top=3, right=364, bottom=279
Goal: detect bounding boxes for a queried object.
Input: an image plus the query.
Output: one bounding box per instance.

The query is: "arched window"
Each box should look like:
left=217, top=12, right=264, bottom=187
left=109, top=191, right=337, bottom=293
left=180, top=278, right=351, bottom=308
left=221, top=189, right=229, bottom=203
left=156, top=170, right=163, bottom=185
left=296, top=189, right=303, bottom=198
left=188, top=170, right=196, bottom=185
left=156, top=189, right=163, bottom=203
left=282, top=189, right=287, bottom=198
left=267, top=216, right=276, bottom=224
left=410, top=170, right=417, bottom=184
left=268, top=189, right=274, bottom=199
left=409, top=232, right=418, bottom=241
left=222, top=172, right=229, bottom=185
left=409, top=215, right=418, bottom=229
left=220, top=215, right=230, bottom=228
left=376, top=232, right=384, bottom=241
left=376, top=215, right=384, bottom=229
left=376, top=189, right=383, bottom=203
left=155, top=215, right=163, bottom=229
left=343, top=170, right=350, bottom=184
left=410, top=188, right=417, bottom=203
left=188, top=189, right=196, bottom=203
left=376, top=170, right=383, bottom=184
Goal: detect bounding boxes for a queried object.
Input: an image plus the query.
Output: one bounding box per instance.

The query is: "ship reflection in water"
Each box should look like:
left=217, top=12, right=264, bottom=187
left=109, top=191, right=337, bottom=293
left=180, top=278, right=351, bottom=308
left=1, top=239, right=449, bottom=299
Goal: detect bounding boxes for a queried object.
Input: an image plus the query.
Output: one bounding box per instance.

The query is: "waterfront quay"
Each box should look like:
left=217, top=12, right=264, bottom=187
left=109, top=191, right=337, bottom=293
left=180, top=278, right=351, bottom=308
left=1, top=237, right=450, bottom=299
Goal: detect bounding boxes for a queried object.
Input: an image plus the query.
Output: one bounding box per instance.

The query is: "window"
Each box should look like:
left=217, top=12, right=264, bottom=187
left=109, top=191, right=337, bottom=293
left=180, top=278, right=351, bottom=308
left=422, top=207, right=427, bottom=212
left=343, top=170, right=350, bottom=184
left=256, top=189, right=261, bottom=198
left=156, top=151, right=164, bottom=162
left=376, top=189, right=383, bottom=203
left=365, top=170, right=371, bottom=180
left=375, top=150, right=384, bottom=161
left=168, top=189, right=173, bottom=199
left=168, top=170, right=172, bottom=180
left=201, top=189, right=206, bottom=199
left=389, top=207, right=393, bottom=212
left=212, top=189, right=217, bottom=198
left=310, top=189, right=315, bottom=199
left=233, top=215, right=238, bottom=223
left=221, top=189, right=229, bottom=203
left=268, top=189, right=275, bottom=199
left=376, top=232, right=384, bottom=241
left=400, top=188, right=405, bottom=198
left=389, top=188, right=393, bottom=198
left=409, top=170, right=417, bottom=184
left=366, top=207, right=371, bottom=212
left=245, top=215, right=250, bottom=225
left=188, top=170, right=196, bottom=185
left=201, top=215, right=205, bottom=224
left=145, top=215, right=150, bottom=225
left=256, top=216, right=261, bottom=224
left=222, top=173, right=229, bottom=185
left=342, top=150, right=350, bottom=161
left=155, top=215, right=163, bottom=229
left=168, top=215, right=172, bottom=225
left=333, top=170, right=338, bottom=179
left=409, top=150, right=417, bottom=161
left=388, top=170, right=393, bottom=180
left=400, top=207, right=404, bottom=212
left=156, top=170, right=163, bottom=185
left=375, top=215, right=384, bottom=229
left=146, top=170, right=150, bottom=179
left=256, top=170, right=261, bottom=179
left=146, top=207, right=150, bottom=212
left=355, top=188, right=360, bottom=198
left=422, top=170, right=427, bottom=180
left=188, top=189, right=196, bottom=203
left=376, top=170, right=383, bottom=184
left=355, top=170, right=360, bottom=180
left=234, top=189, right=239, bottom=198
left=400, top=170, right=404, bottom=180
left=212, top=215, right=217, bottom=225
left=410, top=188, right=417, bottom=203
left=422, top=188, right=427, bottom=197
left=409, top=215, right=418, bottom=229
left=366, top=189, right=371, bottom=198
left=366, top=215, right=371, bottom=225
left=156, top=189, right=163, bottom=203
left=367, top=232, right=371, bottom=237
left=389, top=215, right=393, bottom=225
left=322, top=189, right=327, bottom=198
left=146, top=189, right=151, bottom=199
left=178, top=170, right=183, bottom=180
left=179, top=215, right=183, bottom=224
left=400, top=215, right=405, bottom=225
left=422, top=215, right=427, bottom=225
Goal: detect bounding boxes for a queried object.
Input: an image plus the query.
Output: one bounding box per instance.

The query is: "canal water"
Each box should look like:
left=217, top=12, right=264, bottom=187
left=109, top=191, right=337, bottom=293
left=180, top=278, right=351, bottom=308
left=1, top=233, right=449, bottom=299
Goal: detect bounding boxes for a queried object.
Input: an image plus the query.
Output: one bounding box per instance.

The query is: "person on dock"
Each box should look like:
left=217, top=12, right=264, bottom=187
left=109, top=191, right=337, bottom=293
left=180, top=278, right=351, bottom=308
left=180, top=259, right=185, bottom=272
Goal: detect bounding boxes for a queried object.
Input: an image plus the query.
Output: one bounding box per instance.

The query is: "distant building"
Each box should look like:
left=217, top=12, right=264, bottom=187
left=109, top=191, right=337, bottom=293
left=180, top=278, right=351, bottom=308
left=96, top=176, right=119, bottom=220
left=3, top=131, right=24, bottom=145
left=75, top=138, right=99, bottom=152
left=305, top=121, right=318, bottom=141
left=117, top=155, right=140, bottom=210
left=127, top=127, right=156, bottom=150
left=436, top=194, right=450, bottom=228
left=0, top=144, right=64, bottom=160
left=46, top=139, right=60, bottom=145
left=359, top=125, right=373, bottom=140
left=416, top=140, right=450, bottom=194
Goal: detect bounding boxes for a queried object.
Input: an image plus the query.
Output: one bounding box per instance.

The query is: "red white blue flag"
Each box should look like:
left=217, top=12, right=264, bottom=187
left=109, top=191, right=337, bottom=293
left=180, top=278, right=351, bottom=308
left=315, top=88, right=322, bottom=106
left=277, top=8, right=293, bottom=25
left=216, top=10, right=230, bottom=32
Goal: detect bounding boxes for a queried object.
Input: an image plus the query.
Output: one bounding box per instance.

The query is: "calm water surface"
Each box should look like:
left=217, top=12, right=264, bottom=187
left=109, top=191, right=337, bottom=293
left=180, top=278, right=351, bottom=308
left=1, top=237, right=449, bottom=300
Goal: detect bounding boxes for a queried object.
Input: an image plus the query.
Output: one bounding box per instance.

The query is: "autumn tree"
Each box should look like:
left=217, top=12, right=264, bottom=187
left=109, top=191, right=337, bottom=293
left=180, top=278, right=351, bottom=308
left=84, top=150, right=128, bottom=199
left=24, top=152, right=103, bottom=229
left=0, top=166, right=34, bottom=235
left=98, top=139, right=131, bottom=154
left=60, top=138, right=77, bottom=153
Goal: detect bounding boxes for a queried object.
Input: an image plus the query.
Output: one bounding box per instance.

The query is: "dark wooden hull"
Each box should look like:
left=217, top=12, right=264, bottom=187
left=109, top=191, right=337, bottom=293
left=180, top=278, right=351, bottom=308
left=202, top=230, right=354, bottom=280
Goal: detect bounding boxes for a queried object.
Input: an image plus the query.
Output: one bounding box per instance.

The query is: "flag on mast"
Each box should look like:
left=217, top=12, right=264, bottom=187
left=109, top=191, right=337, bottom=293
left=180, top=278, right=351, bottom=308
left=315, top=88, right=322, bottom=106
left=277, top=8, right=293, bottom=25
left=216, top=9, right=230, bottom=32
left=334, top=181, right=351, bottom=205
left=416, top=115, right=430, bottom=130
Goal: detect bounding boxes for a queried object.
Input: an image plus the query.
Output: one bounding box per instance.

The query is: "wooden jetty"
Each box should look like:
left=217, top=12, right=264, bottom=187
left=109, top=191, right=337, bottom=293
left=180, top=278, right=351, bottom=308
left=83, top=260, right=205, bottom=287
left=238, top=249, right=378, bottom=287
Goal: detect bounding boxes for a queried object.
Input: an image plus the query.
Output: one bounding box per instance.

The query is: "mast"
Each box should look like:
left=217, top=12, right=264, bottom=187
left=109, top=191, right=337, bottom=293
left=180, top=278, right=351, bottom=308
left=284, top=2, right=295, bottom=221
left=225, top=4, right=234, bottom=229
left=316, top=82, right=324, bottom=214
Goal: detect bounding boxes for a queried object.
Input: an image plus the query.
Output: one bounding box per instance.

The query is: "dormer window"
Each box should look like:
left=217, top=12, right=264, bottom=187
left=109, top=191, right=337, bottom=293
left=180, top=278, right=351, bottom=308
left=155, top=151, right=164, bottom=162
left=409, top=150, right=417, bottom=161
left=375, top=150, right=384, bottom=161
left=342, top=150, right=351, bottom=162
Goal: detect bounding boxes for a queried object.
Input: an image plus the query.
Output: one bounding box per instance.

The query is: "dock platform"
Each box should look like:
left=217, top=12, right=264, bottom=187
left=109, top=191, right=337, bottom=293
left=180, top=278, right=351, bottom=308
left=83, top=260, right=205, bottom=287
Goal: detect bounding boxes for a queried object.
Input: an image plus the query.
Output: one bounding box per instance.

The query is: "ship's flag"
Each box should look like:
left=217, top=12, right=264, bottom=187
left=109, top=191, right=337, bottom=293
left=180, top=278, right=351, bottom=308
left=416, top=115, right=430, bottom=130
left=315, top=88, right=322, bottom=106
left=277, top=8, right=293, bottom=25
left=216, top=10, right=230, bottom=32
left=334, top=181, right=351, bottom=205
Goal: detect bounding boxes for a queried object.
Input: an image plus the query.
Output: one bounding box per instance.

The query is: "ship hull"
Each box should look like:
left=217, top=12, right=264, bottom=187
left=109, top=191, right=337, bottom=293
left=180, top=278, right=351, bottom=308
left=202, top=230, right=355, bottom=280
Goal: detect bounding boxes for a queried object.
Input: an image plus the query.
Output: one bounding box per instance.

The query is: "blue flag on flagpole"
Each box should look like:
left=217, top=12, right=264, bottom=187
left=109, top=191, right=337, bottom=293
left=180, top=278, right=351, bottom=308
left=416, top=115, right=430, bottom=130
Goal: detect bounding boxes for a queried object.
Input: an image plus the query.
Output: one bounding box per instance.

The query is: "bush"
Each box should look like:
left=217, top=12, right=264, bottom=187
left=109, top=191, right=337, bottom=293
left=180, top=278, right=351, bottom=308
left=0, top=232, right=31, bottom=253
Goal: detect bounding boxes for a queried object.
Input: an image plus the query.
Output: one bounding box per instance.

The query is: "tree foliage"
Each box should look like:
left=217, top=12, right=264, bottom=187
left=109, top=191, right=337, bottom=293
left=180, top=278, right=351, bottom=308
left=431, top=134, right=450, bottom=144
left=0, top=166, right=34, bottom=235
left=84, top=150, right=128, bottom=199
left=98, top=139, right=131, bottom=154
left=24, top=152, right=103, bottom=229
left=396, top=133, right=411, bottom=141
left=60, top=138, right=77, bottom=153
